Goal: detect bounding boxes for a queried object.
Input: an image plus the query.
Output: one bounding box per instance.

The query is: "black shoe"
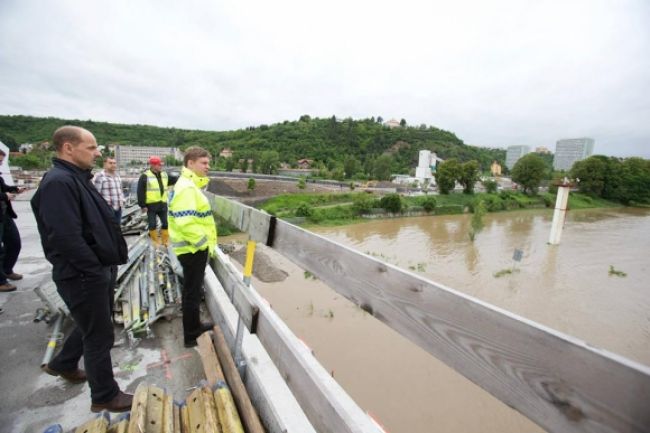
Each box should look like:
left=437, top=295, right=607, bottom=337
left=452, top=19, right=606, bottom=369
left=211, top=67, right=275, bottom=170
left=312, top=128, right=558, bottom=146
left=184, top=322, right=214, bottom=348
left=91, top=391, right=133, bottom=413
left=199, top=322, right=214, bottom=334
left=184, top=339, right=198, bottom=348
left=42, top=364, right=87, bottom=384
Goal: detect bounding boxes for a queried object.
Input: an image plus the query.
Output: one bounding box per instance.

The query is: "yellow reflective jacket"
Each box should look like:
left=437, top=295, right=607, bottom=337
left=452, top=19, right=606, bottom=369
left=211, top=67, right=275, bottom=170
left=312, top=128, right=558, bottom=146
left=168, top=167, right=217, bottom=256
left=144, top=169, right=168, bottom=204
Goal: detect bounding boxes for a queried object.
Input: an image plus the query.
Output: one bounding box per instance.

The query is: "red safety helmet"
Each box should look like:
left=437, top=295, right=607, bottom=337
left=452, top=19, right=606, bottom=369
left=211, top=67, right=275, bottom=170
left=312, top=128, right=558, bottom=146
left=148, top=156, right=162, bottom=165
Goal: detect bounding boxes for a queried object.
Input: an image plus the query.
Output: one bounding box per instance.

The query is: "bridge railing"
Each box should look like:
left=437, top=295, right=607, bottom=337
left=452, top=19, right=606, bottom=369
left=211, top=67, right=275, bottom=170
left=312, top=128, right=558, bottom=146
left=207, top=193, right=650, bottom=433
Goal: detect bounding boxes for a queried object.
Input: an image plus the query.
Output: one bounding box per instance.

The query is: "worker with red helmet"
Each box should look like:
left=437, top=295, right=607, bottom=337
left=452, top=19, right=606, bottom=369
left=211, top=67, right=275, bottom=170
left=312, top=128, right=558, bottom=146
left=136, top=156, right=169, bottom=246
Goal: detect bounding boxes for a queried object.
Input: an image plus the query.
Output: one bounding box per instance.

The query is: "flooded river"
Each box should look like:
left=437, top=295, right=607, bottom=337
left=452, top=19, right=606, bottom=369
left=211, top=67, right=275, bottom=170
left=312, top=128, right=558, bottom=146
left=236, top=207, right=650, bottom=433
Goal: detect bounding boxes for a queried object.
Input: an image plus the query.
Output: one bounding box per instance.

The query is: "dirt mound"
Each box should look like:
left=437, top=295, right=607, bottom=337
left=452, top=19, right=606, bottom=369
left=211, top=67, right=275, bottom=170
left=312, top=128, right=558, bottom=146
left=230, top=246, right=289, bottom=283
left=208, top=178, right=340, bottom=200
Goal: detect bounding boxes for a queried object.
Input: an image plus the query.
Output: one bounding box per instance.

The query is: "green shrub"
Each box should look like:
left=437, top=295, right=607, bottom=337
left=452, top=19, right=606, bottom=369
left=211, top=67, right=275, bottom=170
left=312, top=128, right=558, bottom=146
left=295, top=203, right=313, bottom=217
left=380, top=194, right=403, bottom=213
left=421, top=196, right=437, bottom=212
left=353, top=194, right=378, bottom=215
left=482, top=179, right=498, bottom=193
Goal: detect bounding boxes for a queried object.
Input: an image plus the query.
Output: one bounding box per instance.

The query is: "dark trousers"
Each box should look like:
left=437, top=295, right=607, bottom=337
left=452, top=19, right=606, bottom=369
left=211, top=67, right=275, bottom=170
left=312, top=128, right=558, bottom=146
left=146, top=202, right=168, bottom=230
left=177, top=249, right=208, bottom=342
left=49, top=267, right=119, bottom=404
left=0, top=216, right=21, bottom=283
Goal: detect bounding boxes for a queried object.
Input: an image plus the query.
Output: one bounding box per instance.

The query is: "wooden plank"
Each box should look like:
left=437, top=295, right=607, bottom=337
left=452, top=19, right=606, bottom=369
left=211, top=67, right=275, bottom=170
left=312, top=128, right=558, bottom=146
left=180, top=405, right=190, bottom=433
left=213, top=383, right=245, bottom=433
left=209, top=196, right=650, bottom=433
left=209, top=256, right=259, bottom=332
left=146, top=385, right=165, bottom=433
left=75, top=415, right=108, bottom=433
left=107, top=420, right=128, bottom=433
left=212, top=325, right=266, bottom=433
left=128, top=384, right=150, bottom=433
left=173, top=403, right=181, bottom=433
left=186, top=388, right=206, bottom=433
left=200, top=386, right=222, bottom=433
left=270, top=218, right=650, bottom=433
left=197, top=331, right=225, bottom=386
left=162, top=392, right=175, bottom=433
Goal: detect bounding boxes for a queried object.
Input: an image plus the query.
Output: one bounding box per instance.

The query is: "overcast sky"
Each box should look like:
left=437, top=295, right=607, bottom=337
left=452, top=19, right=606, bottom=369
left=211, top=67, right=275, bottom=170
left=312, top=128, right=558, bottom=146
left=1, top=0, right=649, bottom=157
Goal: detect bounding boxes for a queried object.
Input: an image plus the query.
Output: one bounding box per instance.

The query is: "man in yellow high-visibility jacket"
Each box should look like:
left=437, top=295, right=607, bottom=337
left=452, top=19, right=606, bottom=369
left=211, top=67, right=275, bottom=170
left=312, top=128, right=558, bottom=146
left=168, top=146, right=216, bottom=347
left=137, top=156, right=169, bottom=246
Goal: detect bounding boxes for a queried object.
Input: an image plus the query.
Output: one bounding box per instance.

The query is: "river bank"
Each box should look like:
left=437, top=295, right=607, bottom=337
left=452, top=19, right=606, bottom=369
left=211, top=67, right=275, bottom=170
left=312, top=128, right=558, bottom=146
left=257, top=190, right=622, bottom=227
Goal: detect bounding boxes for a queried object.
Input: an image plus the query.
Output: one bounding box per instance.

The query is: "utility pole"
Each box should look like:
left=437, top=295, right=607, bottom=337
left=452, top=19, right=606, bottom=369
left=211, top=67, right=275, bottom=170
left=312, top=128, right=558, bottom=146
left=548, top=177, right=574, bottom=245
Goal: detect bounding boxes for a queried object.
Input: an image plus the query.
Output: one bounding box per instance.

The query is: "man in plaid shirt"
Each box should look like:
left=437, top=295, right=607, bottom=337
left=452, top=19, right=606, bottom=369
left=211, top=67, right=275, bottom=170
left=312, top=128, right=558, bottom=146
left=93, top=157, right=125, bottom=224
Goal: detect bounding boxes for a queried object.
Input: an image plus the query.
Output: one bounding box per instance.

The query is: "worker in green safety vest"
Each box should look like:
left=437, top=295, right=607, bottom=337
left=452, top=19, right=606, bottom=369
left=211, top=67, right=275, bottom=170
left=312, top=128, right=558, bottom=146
left=137, top=156, right=169, bottom=246
left=168, top=146, right=216, bottom=347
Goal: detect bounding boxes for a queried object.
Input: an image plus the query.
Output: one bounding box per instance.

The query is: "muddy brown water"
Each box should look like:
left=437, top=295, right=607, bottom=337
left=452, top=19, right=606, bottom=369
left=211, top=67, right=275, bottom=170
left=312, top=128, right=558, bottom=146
left=225, top=207, right=650, bottom=433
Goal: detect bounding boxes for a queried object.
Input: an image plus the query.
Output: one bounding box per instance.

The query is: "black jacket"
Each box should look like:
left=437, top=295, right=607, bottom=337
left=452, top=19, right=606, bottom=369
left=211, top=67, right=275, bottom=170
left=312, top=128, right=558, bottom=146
left=31, top=158, right=128, bottom=281
left=0, top=174, right=19, bottom=219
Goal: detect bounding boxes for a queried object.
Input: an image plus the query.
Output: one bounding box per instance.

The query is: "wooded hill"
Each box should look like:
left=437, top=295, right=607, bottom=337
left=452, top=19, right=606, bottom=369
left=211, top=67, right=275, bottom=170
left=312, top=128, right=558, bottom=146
left=0, top=114, right=505, bottom=174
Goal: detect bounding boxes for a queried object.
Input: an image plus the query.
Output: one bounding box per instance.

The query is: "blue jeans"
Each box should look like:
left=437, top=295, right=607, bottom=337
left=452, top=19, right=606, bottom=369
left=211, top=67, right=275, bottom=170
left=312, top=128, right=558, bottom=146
left=146, top=202, right=168, bottom=230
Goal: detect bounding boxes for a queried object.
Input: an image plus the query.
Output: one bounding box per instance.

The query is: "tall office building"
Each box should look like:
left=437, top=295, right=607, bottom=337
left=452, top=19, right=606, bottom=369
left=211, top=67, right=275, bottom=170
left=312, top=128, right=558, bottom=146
left=505, top=145, right=530, bottom=169
left=553, top=138, right=594, bottom=171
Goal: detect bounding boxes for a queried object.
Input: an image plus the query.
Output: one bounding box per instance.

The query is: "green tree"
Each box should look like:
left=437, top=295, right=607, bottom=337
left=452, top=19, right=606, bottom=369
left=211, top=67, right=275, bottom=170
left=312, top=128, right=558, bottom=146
left=258, top=150, right=280, bottom=174
left=570, top=156, right=611, bottom=196
left=164, top=154, right=181, bottom=166
left=240, top=159, right=249, bottom=173
left=435, top=158, right=460, bottom=194
left=224, top=158, right=235, bottom=172
left=343, top=156, right=360, bottom=179
left=247, top=178, right=256, bottom=193
left=11, top=153, right=42, bottom=169
left=511, top=153, right=547, bottom=194
left=458, top=160, right=480, bottom=194
left=0, top=132, right=18, bottom=151
left=372, top=155, right=393, bottom=181
left=297, top=177, right=306, bottom=189
left=619, top=157, right=650, bottom=204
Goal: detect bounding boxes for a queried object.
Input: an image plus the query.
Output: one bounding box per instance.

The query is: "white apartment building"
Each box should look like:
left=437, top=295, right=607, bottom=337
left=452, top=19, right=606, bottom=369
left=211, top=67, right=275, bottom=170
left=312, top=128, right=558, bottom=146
left=505, top=145, right=530, bottom=169
left=553, top=138, right=594, bottom=171
left=114, top=145, right=183, bottom=167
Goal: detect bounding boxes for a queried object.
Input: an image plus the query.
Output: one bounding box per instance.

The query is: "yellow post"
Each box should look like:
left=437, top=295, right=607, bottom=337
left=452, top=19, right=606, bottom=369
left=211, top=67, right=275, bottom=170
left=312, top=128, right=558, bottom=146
left=243, top=240, right=256, bottom=283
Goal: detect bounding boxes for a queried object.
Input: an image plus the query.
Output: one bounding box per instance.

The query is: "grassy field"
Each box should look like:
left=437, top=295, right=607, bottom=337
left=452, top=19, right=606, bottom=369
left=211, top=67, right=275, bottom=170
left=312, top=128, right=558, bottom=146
left=257, top=190, right=622, bottom=227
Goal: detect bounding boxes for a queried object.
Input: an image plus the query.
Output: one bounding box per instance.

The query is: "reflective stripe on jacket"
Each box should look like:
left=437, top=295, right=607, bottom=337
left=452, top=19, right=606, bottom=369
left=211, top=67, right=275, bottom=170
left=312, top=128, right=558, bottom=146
left=168, top=167, right=216, bottom=256
left=144, top=169, right=168, bottom=204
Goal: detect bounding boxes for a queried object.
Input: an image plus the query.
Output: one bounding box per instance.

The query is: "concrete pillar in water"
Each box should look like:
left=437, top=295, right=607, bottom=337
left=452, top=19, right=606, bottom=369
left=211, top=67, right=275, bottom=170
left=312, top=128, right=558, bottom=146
left=549, top=184, right=570, bottom=245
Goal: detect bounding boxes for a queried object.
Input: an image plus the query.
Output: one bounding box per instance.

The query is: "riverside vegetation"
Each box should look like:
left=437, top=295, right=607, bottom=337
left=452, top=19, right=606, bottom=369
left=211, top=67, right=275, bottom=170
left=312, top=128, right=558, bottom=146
left=258, top=190, right=620, bottom=227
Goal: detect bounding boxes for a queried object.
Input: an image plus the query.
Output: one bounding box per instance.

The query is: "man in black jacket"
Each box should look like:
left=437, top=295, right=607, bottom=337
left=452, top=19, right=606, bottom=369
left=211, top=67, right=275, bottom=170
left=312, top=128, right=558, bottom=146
left=31, top=126, right=133, bottom=413
left=0, top=149, right=24, bottom=292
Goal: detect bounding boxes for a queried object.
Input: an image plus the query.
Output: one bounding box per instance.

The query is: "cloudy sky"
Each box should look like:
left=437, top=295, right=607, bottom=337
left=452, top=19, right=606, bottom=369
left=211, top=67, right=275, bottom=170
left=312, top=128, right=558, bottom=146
left=1, top=0, right=648, bottom=157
